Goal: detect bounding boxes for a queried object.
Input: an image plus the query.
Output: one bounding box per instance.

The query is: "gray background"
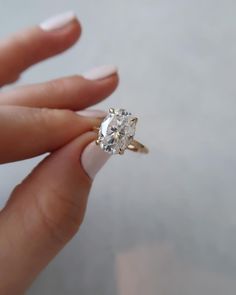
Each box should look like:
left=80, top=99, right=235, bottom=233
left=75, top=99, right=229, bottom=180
left=1, top=0, right=236, bottom=294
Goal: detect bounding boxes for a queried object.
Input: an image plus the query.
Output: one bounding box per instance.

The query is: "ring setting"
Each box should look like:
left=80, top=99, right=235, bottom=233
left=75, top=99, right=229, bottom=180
left=95, top=108, right=148, bottom=155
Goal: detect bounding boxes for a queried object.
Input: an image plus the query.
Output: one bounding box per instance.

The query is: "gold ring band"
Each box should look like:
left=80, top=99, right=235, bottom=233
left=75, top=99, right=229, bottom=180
left=127, top=139, right=149, bottom=154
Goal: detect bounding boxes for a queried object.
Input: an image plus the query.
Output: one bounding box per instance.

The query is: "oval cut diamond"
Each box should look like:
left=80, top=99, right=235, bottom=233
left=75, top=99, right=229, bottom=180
left=98, top=108, right=137, bottom=154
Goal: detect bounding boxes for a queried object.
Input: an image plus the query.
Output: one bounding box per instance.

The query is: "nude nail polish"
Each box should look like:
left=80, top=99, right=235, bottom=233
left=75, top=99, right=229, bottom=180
left=83, top=65, right=118, bottom=81
left=81, top=142, right=111, bottom=180
left=40, top=11, right=76, bottom=31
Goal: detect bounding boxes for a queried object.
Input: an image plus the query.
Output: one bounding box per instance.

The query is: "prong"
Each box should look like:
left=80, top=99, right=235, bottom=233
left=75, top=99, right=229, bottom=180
left=119, top=149, right=125, bottom=155
left=96, top=139, right=100, bottom=145
left=131, top=117, right=138, bottom=124
left=93, top=126, right=100, bottom=132
left=109, top=108, right=115, bottom=114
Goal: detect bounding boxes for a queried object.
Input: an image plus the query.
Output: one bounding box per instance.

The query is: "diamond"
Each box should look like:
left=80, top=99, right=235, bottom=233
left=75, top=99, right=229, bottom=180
left=97, top=108, right=137, bottom=154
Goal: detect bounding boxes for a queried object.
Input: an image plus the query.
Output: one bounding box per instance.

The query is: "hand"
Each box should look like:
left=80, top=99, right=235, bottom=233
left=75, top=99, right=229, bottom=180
left=0, top=12, right=118, bottom=295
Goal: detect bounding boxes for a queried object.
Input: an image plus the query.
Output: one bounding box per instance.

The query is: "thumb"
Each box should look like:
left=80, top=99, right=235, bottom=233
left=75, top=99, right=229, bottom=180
left=0, top=132, right=110, bottom=295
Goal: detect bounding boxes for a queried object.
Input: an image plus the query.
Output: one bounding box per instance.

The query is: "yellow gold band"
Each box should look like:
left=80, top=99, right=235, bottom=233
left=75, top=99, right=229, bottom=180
left=127, top=140, right=149, bottom=154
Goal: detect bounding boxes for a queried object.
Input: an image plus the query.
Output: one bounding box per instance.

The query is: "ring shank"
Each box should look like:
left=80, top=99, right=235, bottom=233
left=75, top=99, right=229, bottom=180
left=128, top=139, right=149, bottom=154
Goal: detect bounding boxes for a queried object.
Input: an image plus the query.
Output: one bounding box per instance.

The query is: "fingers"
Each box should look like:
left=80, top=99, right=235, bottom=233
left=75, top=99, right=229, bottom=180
left=0, top=11, right=81, bottom=86
left=0, top=105, right=102, bottom=163
left=0, top=66, right=119, bottom=110
left=0, top=132, right=110, bottom=294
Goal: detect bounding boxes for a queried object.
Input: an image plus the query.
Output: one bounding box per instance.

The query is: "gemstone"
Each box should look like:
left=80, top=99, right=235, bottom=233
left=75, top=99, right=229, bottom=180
left=98, top=108, right=137, bottom=155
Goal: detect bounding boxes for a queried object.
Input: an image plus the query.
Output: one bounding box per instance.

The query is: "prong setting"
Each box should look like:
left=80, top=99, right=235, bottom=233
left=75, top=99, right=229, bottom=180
left=131, top=117, right=138, bottom=124
left=109, top=108, right=115, bottom=114
left=119, top=149, right=125, bottom=155
left=97, top=108, right=137, bottom=155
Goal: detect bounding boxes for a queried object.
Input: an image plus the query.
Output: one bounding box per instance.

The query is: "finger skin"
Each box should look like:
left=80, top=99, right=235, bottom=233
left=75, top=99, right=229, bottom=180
left=0, top=74, right=119, bottom=110
left=0, top=132, right=96, bottom=295
left=0, top=20, right=81, bottom=86
left=0, top=106, right=101, bottom=163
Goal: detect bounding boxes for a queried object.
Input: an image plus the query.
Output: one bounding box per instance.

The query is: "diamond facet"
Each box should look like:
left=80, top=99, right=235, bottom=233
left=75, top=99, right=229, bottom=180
left=98, top=108, right=137, bottom=154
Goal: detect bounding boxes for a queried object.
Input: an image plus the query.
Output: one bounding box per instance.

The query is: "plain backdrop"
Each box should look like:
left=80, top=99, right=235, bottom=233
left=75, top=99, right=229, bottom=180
left=0, top=0, right=236, bottom=294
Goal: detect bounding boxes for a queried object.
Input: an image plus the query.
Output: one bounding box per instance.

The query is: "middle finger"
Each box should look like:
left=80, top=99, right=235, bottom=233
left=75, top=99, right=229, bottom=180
left=0, top=66, right=118, bottom=110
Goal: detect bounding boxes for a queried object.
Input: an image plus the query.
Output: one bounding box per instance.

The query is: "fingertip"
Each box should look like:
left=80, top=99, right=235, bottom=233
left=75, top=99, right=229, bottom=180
left=36, top=17, right=82, bottom=55
left=0, top=13, right=82, bottom=86
left=92, top=72, right=120, bottom=101
left=107, top=72, right=120, bottom=91
left=78, top=65, right=119, bottom=106
left=38, top=11, right=82, bottom=36
left=36, top=132, right=98, bottom=188
left=81, top=141, right=111, bottom=180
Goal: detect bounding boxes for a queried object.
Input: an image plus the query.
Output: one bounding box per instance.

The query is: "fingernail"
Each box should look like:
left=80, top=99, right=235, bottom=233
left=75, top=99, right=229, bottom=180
left=83, top=65, right=118, bottom=81
left=77, top=109, right=107, bottom=118
left=81, top=142, right=111, bottom=180
left=40, top=11, right=76, bottom=31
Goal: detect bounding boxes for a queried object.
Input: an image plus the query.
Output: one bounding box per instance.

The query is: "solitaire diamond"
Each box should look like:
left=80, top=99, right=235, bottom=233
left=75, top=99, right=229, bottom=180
left=97, top=108, right=138, bottom=155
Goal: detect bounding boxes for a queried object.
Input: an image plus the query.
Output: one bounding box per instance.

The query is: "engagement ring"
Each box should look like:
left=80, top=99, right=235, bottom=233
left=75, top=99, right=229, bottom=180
left=95, top=108, right=148, bottom=155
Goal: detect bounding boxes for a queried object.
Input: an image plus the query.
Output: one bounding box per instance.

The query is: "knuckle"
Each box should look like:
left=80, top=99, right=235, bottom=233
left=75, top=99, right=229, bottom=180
left=10, top=33, right=36, bottom=67
left=35, top=186, right=85, bottom=244
left=36, top=107, right=75, bottom=129
left=9, top=180, right=87, bottom=246
left=45, top=77, right=73, bottom=98
left=40, top=76, right=81, bottom=105
left=46, top=79, right=64, bottom=95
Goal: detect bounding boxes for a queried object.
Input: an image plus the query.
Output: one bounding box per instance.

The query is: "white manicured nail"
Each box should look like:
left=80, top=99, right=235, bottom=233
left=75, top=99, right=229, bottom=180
left=83, top=65, right=118, bottom=81
left=77, top=109, right=107, bottom=118
left=40, top=11, right=76, bottom=31
left=81, top=142, right=111, bottom=180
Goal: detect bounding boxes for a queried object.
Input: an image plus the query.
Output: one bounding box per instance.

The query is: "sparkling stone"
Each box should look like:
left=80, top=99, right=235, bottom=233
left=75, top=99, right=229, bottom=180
left=98, top=108, right=137, bottom=154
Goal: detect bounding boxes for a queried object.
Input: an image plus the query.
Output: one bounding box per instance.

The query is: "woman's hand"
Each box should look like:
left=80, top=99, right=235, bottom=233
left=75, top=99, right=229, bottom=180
left=0, top=12, right=118, bottom=295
